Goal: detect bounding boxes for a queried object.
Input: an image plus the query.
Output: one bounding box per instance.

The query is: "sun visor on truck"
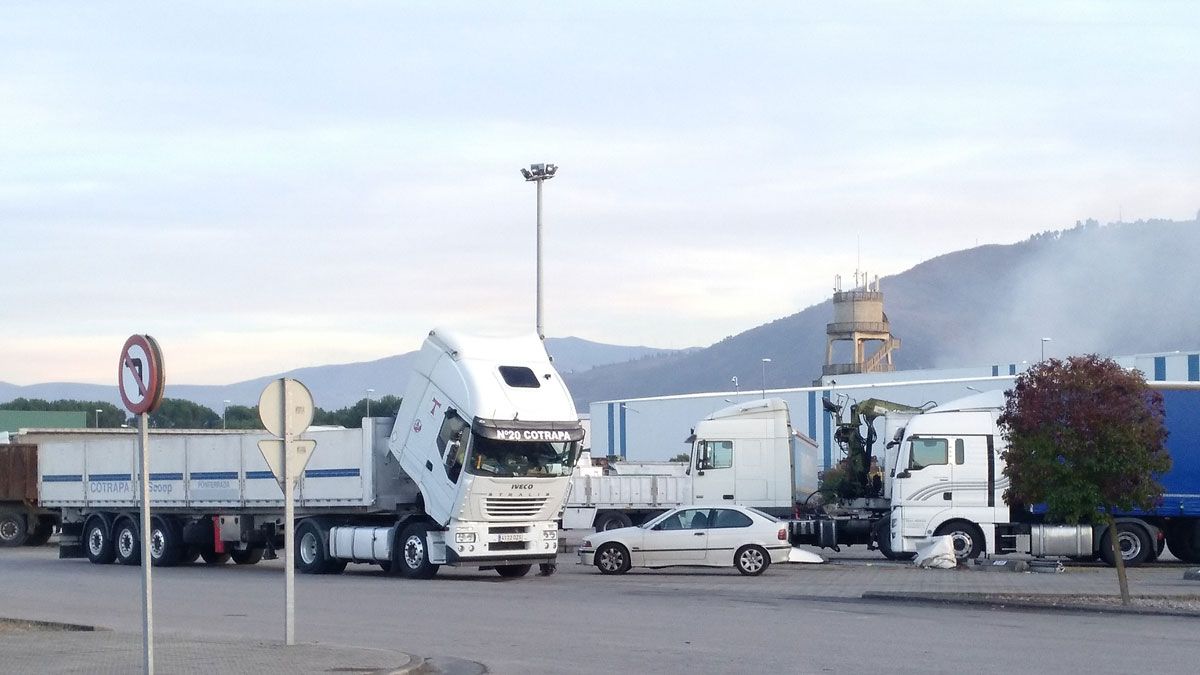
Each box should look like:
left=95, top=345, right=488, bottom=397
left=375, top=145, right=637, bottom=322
left=471, top=418, right=586, bottom=443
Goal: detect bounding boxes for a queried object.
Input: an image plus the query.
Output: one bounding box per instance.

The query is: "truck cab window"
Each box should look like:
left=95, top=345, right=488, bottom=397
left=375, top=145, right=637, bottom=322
left=908, top=438, right=948, bottom=470
left=698, top=441, right=733, bottom=470
left=436, top=411, right=469, bottom=459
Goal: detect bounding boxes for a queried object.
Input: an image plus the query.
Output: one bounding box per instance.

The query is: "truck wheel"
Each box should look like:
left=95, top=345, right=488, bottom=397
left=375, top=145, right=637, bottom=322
left=114, top=519, right=141, bottom=566
left=1166, top=522, right=1200, bottom=563
left=538, top=562, right=557, bottom=576
left=934, top=521, right=984, bottom=560
left=200, top=548, right=232, bottom=565
left=735, top=545, right=771, bottom=576
left=595, top=512, right=634, bottom=532
left=231, top=547, right=264, bottom=565
left=295, top=520, right=346, bottom=575
left=84, top=517, right=116, bottom=564
left=1100, top=523, right=1152, bottom=567
left=594, top=542, right=631, bottom=575
left=181, top=546, right=202, bottom=564
left=0, top=509, right=28, bottom=547
left=23, top=517, right=55, bottom=547
left=875, top=521, right=916, bottom=561
left=149, top=517, right=183, bottom=567
left=397, top=522, right=440, bottom=579
left=496, top=564, right=532, bottom=578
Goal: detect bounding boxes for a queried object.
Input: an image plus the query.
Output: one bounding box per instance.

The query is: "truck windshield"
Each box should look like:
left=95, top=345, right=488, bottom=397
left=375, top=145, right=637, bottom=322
left=466, top=436, right=579, bottom=478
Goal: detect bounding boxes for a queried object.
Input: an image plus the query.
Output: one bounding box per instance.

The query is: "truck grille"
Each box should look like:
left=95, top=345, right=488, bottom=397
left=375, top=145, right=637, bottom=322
left=489, top=541, right=528, bottom=551
left=485, top=496, right=548, bottom=518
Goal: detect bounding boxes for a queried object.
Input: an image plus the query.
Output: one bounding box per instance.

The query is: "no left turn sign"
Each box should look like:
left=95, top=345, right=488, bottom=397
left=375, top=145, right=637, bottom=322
left=119, top=334, right=165, bottom=415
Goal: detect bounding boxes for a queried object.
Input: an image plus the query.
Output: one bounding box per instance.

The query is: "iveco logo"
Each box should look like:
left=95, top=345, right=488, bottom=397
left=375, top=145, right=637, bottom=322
left=512, top=484, right=534, bottom=490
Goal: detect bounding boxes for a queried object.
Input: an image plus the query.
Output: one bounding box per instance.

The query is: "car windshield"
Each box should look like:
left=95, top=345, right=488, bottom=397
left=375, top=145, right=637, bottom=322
left=466, top=435, right=579, bottom=478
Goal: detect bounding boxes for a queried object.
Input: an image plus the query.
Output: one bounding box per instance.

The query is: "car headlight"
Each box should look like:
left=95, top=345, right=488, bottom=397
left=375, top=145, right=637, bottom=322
left=581, top=539, right=592, bottom=549
left=455, top=532, right=476, bottom=544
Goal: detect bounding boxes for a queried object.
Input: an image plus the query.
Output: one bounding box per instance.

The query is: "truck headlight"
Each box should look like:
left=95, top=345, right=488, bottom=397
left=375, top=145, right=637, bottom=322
left=543, top=529, right=559, bottom=540
left=455, top=532, right=476, bottom=544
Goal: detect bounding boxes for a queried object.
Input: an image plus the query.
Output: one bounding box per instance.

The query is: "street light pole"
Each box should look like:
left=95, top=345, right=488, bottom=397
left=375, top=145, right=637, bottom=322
left=520, top=163, right=558, bottom=340
left=760, top=358, right=772, bottom=398
left=366, top=388, right=375, bottom=419
left=222, top=400, right=230, bottom=429
left=731, top=376, right=739, bottom=396
left=1041, top=337, right=1052, bottom=361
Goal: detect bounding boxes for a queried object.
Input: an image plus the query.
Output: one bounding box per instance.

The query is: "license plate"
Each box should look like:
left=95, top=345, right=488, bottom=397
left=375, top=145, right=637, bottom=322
left=498, top=533, right=523, bottom=542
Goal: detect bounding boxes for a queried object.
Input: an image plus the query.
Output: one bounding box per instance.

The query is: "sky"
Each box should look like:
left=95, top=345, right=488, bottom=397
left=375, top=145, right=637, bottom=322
left=2, top=1, right=1198, bottom=386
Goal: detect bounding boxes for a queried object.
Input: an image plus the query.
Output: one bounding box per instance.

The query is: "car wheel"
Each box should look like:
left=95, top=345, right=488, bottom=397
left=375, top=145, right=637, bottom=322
left=84, top=517, right=116, bottom=565
left=1099, top=523, right=1152, bottom=567
left=114, top=519, right=141, bottom=566
left=595, top=512, right=634, bottom=532
left=495, top=564, right=532, bottom=578
left=594, top=542, right=631, bottom=575
left=149, top=517, right=183, bottom=567
left=0, top=509, right=28, bottom=547
left=934, top=521, right=984, bottom=560
left=231, top=547, right=265, bottom=565
left=735, top=545, right=770, bottom=576
left=397, top=522, right=440, bottom=579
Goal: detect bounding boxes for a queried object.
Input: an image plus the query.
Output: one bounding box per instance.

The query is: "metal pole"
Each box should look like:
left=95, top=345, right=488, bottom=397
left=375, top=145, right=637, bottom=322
left=282, top=379, right=295, bottom=645
left=139, top=412, right=154, bottom=674
left=536, top=177, right=544, bottom=340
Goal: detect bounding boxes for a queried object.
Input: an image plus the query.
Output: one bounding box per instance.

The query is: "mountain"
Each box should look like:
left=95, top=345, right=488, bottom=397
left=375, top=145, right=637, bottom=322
left=560, top=217, right=1200, bottom=407
left=0, top=338, right=679, bottom=412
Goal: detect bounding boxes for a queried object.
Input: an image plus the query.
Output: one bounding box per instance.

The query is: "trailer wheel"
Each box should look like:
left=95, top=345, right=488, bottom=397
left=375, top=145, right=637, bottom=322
left=114, top=519, right=141, bottom=566
left=594, top=542, right=631, bottom=575
left=496, top=564, right=532, bottom=578
left=84, top=517, right=116, bottom=565
left=1166, top=521, right=1200, bottom=563
left=149, top=517, right=183, bottom=567
left=934, top=521, right=984, bottom=560
left=735, top=545, right=770, bottom=576
left=200, top=548, right=231, bottom=565
left=594, top=512, right=634, bottom=532
left=295, top=520, right=346, bottom=575
left=231, top=547, right=264, bottom=565
left=397, top=522, right=440, bottom=579
left=1100, top=523, right=1152, bottom=567
left=23, top=517, right=55, bottom=547
left=0, top=510, right=29, bottom=547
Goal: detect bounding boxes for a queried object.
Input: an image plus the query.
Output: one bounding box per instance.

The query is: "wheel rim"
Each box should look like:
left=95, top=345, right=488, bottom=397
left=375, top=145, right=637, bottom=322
left=404, top=535, right=426, bottom=569
left=739, top=548, right=764, bottom=572
left=117, top=528, right=136, bottom=558
left=598, top=546, right=624, bottom=572
left=948, top=531, right=974, bottom=558
left=150, top=528, right=166, bottom=559
left=1118, top=531, right=1142, bottom=560
left=0, top=519, right=19, bottom=541
left=88, top=527, right=105, bottom=556
left=299, top=531, right=319, bottom=566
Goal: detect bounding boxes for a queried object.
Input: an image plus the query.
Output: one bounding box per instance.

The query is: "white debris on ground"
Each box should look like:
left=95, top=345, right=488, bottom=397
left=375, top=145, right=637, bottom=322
left=788, top=547, right=825, bottom=564
left=914, top=536, right=957, bottom=569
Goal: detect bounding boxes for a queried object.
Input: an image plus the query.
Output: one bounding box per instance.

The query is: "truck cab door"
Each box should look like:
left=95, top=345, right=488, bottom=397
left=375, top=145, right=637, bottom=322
left=893, top=436, right=952, bottom=538
left=691, top=440, right=735, bottom=504
left=395, top=384, right=460, bottom=525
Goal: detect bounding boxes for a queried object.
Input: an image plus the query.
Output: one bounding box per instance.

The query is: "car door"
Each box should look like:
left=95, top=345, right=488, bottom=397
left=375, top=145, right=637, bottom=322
left=641, top=508, right=709, bottom=566
left=704, top=508, right=755, bottom=566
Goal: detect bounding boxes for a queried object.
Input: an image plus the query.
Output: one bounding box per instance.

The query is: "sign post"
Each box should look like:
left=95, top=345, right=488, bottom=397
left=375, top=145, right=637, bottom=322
left=118, top=334, right=165, bottom=675
left=257, top=378, right=315, bottom=646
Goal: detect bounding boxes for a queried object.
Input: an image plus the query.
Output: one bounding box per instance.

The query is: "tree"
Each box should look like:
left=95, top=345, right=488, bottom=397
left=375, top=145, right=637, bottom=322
left=223, top=404, right=261, bottom=430
left=998, top=355, right=1170, bottom=605
left=313, top=395, right=403, bottom=429
left=148, top=398, right=220, bottom=429
left=669, top=453, right=691, bottom=463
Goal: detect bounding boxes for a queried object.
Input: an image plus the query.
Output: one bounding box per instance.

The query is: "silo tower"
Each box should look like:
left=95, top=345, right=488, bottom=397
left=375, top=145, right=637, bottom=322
left=823, top=272, right=901, bottom=377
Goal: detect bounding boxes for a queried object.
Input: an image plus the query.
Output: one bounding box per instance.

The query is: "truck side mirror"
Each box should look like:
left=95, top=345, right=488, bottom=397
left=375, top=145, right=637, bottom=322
left=896, top=470, right=911, bottom=479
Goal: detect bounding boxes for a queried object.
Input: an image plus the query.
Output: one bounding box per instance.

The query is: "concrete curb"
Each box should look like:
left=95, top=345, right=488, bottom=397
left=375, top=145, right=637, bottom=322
left=860, top=591, right=1200, bottom=618
left=0, top=616, right=103, bottom=632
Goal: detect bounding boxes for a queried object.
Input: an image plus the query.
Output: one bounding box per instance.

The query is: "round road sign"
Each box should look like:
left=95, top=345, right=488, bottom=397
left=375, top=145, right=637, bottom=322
left=118, top=334, right=165, bottom=415
left=258, top=378, right=315, bottom=438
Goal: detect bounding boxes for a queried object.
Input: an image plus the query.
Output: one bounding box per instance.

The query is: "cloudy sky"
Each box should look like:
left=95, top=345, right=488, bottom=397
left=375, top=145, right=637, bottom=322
left=3, top=2, right=1197, bottom=386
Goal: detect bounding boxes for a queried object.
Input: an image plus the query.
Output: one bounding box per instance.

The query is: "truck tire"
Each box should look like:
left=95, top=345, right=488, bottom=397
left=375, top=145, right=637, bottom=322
left=114, top=519, right=141, bottom=566
left=200, top=547, right=231, bottom=565
left=538, top=562, right=557, bottom=576
left=594, top=542, right=631, bottom=575
left=496, top=564, right=532, bottom=578
left=181, top=546, right=202, bottom=564
left=0, top=510, right=28, bottom=547
left=875, top=521, right=916, bottom=561
left=296, top=520, right=346, bottom=575
left=397, top=522, right=439, bottom=579
left=1166, top=522, right=1200, bottom=563
left=231, top=547, right=264, bottom=565
left=594, top=512, right=634, bottom=532
left=84, top=517, right=116, bottom=565
left=934, top=521, right=984, bottom=560
left=735, top=544, right=771, bottom=576
left=1099, top=523, right=1152, bottom=567
left=23, top=516, right=55, bottom=547
left=149, top=517, right=183, bottom=567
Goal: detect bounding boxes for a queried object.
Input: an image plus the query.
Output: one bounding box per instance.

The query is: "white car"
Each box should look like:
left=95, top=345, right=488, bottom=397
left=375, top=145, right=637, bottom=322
left=577, top=505, right=792, bottom=576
